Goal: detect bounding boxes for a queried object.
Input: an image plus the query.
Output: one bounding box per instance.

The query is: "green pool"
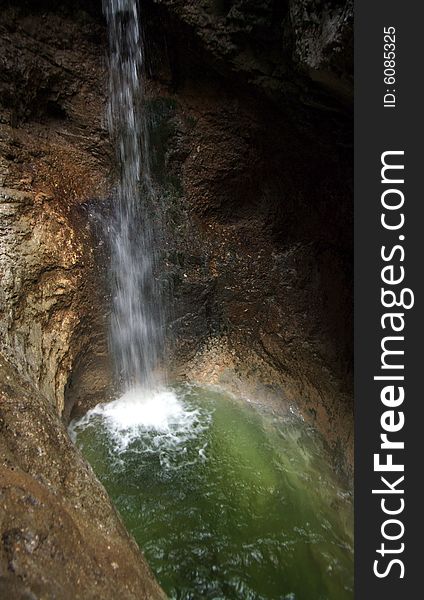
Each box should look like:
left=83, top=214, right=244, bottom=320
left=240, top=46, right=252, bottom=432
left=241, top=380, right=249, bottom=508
left=70, top=384, right=353, bottom=599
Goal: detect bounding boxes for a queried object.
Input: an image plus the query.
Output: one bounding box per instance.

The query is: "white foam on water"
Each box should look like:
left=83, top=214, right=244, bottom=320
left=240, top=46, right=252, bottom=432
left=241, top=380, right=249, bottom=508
left=70, top=386, right=211, bottom=465
left=98, top=388, right=186, bottom=431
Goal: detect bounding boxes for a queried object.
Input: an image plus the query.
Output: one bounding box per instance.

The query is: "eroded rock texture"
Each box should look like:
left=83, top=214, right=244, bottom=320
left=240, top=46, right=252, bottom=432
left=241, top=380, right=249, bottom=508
left=0, top=2, right=164, bottom=598
left=142, top=0, right=353, bottom=471
left=0, top=1, right=112, bottom=415
left=0, top=355, right=166, bottom=600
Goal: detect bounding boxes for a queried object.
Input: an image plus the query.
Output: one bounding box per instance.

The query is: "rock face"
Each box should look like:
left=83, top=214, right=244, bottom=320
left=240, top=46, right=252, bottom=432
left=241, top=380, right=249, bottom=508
left=150, top=0, right=353, bottom=102
left=142, top=0, right=353, bottom=471
left=0, top=0, right=353, bottom=596
left=0, top=1, right=112, bottom=416
left=0, top=2, right=165, bottom=598
left=0, top=355, right=166, bottom=600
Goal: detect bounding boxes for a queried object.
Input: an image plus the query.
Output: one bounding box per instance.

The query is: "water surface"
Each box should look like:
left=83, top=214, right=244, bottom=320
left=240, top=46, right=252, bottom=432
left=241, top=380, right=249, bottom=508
left=70, top=384, right=353, bottom=600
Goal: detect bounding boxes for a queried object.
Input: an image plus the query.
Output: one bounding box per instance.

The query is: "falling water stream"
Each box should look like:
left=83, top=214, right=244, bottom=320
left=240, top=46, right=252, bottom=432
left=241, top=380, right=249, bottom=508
left=104, top=0, right=164, bottom=391
left=71, top=1, right=354, bottom=598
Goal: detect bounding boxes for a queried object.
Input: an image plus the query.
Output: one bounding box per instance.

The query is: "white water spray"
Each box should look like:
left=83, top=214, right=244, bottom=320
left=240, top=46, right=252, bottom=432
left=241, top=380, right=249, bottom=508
left=101, top=0, right=198, bottom=434
left=104, top=0, right=164, bottom=393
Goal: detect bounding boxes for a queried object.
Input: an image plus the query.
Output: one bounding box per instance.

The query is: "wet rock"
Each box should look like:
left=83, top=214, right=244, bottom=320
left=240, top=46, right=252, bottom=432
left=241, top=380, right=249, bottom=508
left=0, top=4, right=165, bottom=598
left=143, top=0, right=353, bottom=474
left=149, top=84, right=353, bottom=474
left=0, top=3, right=112, bottom=416
left=0, top=355, right=166, bottom=599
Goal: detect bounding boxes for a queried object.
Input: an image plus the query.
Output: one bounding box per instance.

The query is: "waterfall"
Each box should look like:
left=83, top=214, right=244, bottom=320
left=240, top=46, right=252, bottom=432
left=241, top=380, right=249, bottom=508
left=103, top=0, right=164, bottom=391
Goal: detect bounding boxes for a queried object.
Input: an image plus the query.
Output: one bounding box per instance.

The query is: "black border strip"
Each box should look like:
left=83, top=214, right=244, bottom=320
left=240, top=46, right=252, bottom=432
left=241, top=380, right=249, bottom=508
left=355, top=1, right=423, bottom=596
